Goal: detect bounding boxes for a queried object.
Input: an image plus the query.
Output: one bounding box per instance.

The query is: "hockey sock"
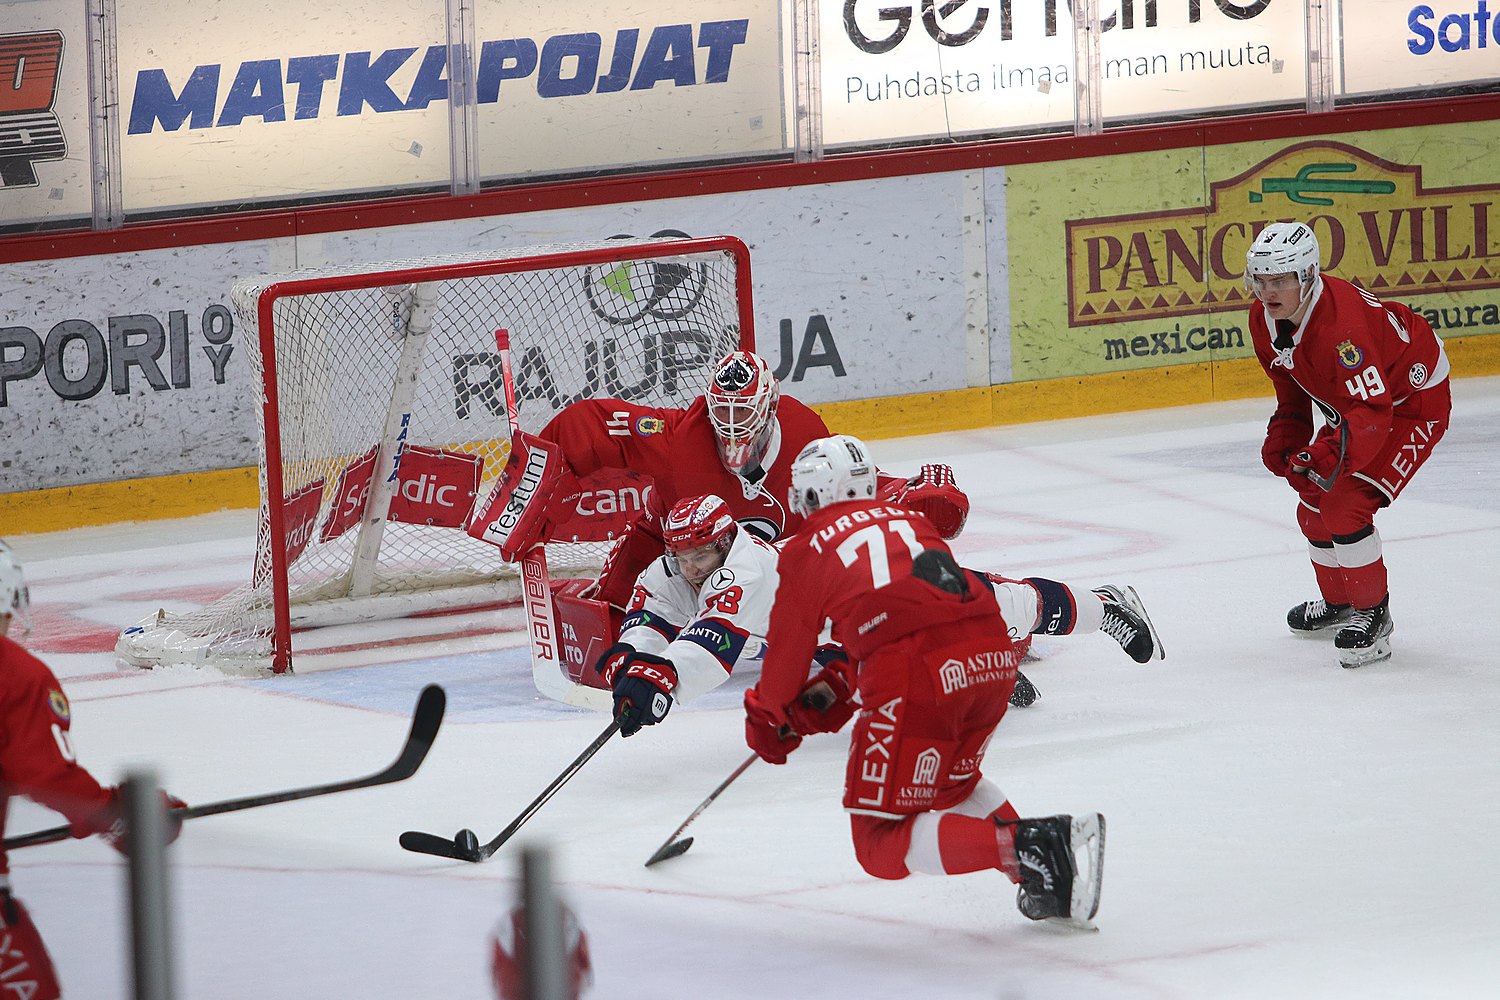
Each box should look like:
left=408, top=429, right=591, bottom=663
left=1026, top=577, right=1104, bottom=635
left=1297, top=503, right=1349, bottom=605
left=1332, top=525, right=1386, bottom=609
left=901, top=812, right=1018, bottom=879
left=1308, top=543, right=1349, bottom=605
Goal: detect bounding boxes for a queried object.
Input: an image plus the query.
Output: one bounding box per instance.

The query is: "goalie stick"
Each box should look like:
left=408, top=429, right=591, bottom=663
left=400, top=715, right=623, bottom=863
left=3, top=684, right=446, bottom=851
left=492, top=327, right=612, bottom=713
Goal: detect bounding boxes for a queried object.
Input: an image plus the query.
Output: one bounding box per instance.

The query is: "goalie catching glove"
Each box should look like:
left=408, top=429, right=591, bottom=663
left=467, top=430, right=583, bottom=561
left=880, top=464, right=970, bottom=539
left=595, top=642, right=678, bottom=737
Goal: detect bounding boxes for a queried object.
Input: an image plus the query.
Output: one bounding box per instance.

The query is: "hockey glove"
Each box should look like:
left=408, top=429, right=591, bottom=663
left=596, top=642, right=678, bottom=737
left=1261, top=411, right=1314, bottom=477
left=783, top=646, right=858, bottom=736
left=883, top=464, right=970, bottom=539
left=1289, top=436, right=1340, bottom=491
left=744, top=687, right=802, bottom=764
left=73, top=787, right=188, bottom=853
left=467, top=431, right=582, bottom=561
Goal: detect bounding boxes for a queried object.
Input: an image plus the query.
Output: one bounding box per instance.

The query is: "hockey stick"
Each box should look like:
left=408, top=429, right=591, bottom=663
left=643, top=752, right=757, bottom=867
left=493, top=327, right=612, bottom=713
left=643, top=686, right=839, bottom=868
left=399, top=715, right=623, bottom=863
left=3, top=684, right=446, bottom=851
left=1292, top=420, right=1350, bottom=492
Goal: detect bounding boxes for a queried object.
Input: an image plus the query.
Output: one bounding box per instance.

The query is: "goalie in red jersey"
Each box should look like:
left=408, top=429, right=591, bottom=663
left=743, top=437, right=1106, bottom=927
left=1246, top=222, right=1452, bottom=668
left=0, top=541, right=185, bottom=1000
left=470, top=350, right=971, bottom=610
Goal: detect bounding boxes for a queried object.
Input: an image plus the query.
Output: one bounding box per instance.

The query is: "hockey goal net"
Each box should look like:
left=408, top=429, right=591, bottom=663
left=116, top=236, right=753, bottom=673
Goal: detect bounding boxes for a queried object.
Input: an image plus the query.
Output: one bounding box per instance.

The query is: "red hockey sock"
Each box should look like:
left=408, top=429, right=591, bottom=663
left=851, top=812, right=1021, bottom=880
left=1332, top=526, right=1386, bottom=609
left=1312, top=559, right=1349, bottom=605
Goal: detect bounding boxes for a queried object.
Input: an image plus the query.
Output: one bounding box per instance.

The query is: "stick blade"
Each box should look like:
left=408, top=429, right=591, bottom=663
left=399, top=830, right=465, bottom=860
left=644, top=837, right=694, bottom=868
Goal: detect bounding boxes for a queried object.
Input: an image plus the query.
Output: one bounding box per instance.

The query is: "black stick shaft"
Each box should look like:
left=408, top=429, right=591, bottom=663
left=481, top=716, right=623, bottom=857
left=645, top=753, right=757, bottom=866
left=4, top=684, right=445, bottom=851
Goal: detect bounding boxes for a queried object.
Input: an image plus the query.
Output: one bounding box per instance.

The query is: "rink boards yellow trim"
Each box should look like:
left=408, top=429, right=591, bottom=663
left=5, top=334, right=1499, bottom=536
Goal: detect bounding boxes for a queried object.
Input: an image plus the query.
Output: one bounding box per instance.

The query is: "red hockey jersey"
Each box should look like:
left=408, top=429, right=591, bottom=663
left=1249, top=274, right=1450, bottom=476
left=1, top=636, right=112, bottom=875
left=538, top=394, right=836, bottom=543
left=759, top=501, right=1006, bottom=722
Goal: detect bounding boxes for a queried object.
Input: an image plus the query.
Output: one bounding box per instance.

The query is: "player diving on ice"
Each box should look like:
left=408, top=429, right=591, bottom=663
left=743, top=435, right=1107, bottom=926
left=593, top=488, right=1163, bottom=738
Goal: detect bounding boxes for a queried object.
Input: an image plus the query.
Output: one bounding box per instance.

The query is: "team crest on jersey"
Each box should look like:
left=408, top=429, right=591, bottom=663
left=49, top=688, right=71, bottom=721
left=1336, top=340, right=1363, bottom=369
left=1408, top=363, right=1429, bottom=388
left=635, top=416, right=665, bottom=435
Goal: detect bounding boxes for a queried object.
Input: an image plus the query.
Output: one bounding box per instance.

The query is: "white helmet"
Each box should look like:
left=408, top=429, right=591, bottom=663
left=705, top=351, right=780, bottom=476
left=789, top=435, right=877, bottom=517
left=0, top=539, right=30, bottom=633
left=1245, top=221, right=1321, bottom=301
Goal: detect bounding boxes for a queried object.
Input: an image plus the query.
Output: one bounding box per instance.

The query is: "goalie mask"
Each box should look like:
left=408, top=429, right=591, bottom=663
left=705, top=351, right=780, bottom=476
left=0, top=539, right=30, bottom=635
left=789, top=435, right=877, bottom=517
left=490, top=902, right=593, bottom=1000
left=1245, top=222, right=1321, bottom=309
left=663, top=494, right=738, bottom=588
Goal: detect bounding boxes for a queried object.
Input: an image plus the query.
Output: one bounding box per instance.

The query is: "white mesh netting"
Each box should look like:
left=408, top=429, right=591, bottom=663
left=116, top=238, right=748, bottom=670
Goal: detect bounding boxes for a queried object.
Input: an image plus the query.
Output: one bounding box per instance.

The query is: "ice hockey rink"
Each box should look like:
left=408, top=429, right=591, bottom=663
left=7, top=377, right=1499, bottom=1000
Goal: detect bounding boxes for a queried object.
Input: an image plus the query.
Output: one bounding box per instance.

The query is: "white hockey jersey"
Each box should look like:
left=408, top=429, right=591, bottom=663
left=619, top=528, right=781, bottom=704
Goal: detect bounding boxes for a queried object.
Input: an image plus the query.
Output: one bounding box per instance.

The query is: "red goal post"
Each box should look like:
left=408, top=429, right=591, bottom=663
left=115, top=236, right=754, bottom=673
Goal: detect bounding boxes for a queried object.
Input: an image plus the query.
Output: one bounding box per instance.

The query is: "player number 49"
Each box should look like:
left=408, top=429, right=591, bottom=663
left=1346, top=365, right=1385, bottom=401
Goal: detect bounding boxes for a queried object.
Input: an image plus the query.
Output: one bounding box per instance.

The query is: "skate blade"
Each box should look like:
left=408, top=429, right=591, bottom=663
left=1123, top=585, right=1165, bottom=662
left=1049, top=812, right=1105, bottom=930
left=1339, top=637, right=1392, bottom=668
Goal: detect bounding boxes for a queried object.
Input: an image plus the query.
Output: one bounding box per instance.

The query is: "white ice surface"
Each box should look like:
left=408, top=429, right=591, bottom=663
left=6, top=377, right=1500, bottom=1000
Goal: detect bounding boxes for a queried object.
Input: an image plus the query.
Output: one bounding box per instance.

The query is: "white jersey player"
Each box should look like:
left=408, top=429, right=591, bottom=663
left=592, top=494, right=1165, bottom=734
left=620, top=496, right=781, bottom=705
left=593, top=494, right=802, bottom=736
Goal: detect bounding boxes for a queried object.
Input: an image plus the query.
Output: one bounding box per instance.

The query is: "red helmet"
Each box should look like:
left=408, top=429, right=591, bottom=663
left=664, top=495, right=737, bottom=555
left=663, top=495, right=737, bottom=587
left=705, top=351, right=780, bottom=475
left=490, top=903, right=593, bottom=1000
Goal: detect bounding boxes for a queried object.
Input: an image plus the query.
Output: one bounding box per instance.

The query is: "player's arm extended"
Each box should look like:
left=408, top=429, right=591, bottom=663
left=537, top=399, right=678, bottom=478
left=755, top=547, right=825, bottom=725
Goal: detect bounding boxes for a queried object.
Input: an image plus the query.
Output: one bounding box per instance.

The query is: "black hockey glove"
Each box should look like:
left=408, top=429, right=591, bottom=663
left=596, top=642, right=679, bottom=737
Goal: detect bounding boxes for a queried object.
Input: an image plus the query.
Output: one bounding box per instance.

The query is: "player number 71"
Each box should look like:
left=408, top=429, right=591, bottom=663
left=837, top=519, right=925, bottom=589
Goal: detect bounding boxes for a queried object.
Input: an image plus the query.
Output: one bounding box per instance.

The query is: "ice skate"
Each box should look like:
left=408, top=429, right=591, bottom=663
left=1092, top=585, right=1164, bottom=663
left=1334, top=597, right=1393, bottom=668
left=1009, top=813, right=1105, bottom=928
left=1287, top=599, right=1355, bottom=635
